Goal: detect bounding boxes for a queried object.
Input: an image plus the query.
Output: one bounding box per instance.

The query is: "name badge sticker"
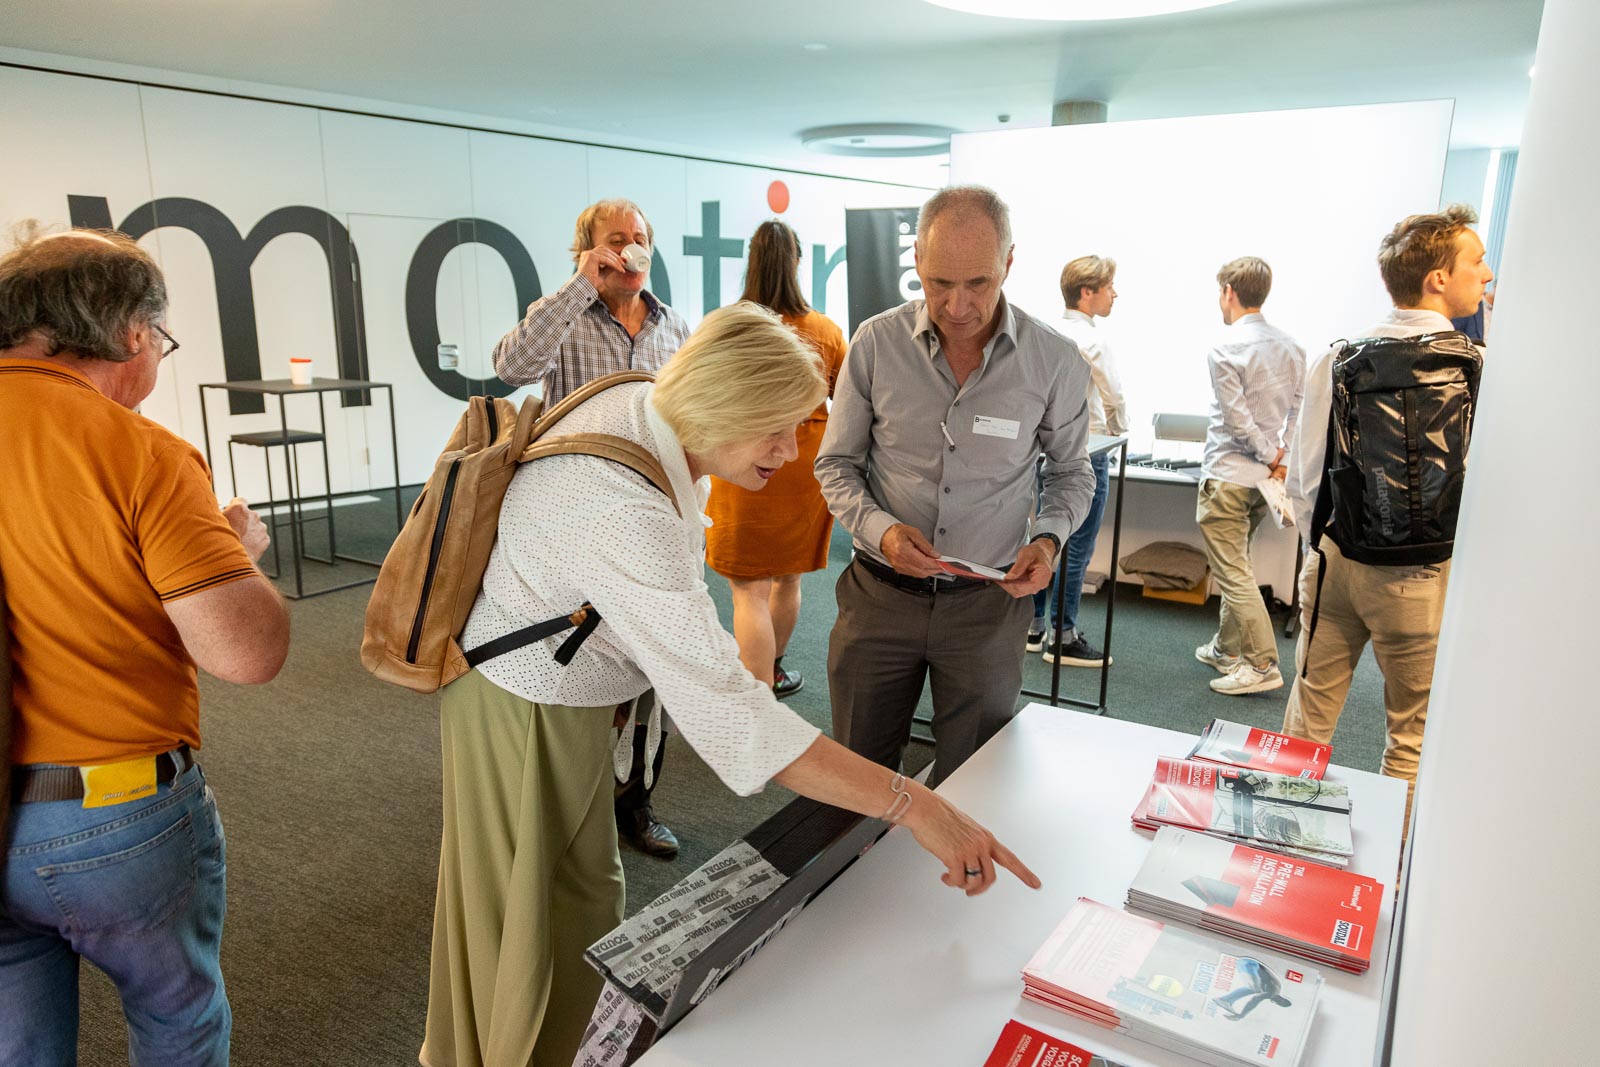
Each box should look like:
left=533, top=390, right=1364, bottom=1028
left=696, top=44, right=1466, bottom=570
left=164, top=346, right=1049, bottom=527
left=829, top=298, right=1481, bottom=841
left=971, top=415, right=1021, bottom=440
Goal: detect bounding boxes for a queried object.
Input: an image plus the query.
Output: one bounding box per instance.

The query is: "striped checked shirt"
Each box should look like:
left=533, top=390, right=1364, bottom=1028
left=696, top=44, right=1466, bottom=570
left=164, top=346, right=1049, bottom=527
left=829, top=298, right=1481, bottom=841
left=492, top=272, right=690, bottom=401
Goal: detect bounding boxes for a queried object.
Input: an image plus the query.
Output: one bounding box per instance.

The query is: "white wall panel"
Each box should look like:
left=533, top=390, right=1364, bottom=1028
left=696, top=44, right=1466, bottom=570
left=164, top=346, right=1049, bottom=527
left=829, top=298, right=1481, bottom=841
left=346, top=213, right=467, bottom=490
left=137, top=87, right=348, bottom=500
left=1, top=67, right=928, bottom=494
left=319, top=111, right=474, bottom=221
left=0, top=68, right=152, bottom=225
left=465, top=131, right=589, bottom=387
left=319, top=112, right=480, bottom=492
left=951, top=101, right=1454, bottom=451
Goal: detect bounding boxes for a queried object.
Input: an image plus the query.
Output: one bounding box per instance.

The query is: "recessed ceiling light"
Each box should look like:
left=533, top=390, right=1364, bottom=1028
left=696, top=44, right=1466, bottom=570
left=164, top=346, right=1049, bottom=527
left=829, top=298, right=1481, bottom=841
left=799, top=123, right=958, bottom=157
left=1528, top=64, right=1536, bottom=77
left=803, top=42, right=828, bottom=51
left=923, top=0, right=1237, bottom=19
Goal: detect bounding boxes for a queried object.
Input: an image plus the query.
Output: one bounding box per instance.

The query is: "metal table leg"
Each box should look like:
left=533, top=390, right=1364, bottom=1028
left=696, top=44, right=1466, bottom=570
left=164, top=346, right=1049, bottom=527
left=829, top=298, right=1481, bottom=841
left=278, top=394, right=305, bottom=599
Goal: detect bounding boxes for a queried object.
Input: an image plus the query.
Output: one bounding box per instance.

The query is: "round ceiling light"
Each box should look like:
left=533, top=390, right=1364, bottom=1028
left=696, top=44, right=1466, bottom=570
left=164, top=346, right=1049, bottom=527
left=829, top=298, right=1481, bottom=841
left=800, top=123, right=957, bottom=158
left=923, top=0, right=1238, bottom=19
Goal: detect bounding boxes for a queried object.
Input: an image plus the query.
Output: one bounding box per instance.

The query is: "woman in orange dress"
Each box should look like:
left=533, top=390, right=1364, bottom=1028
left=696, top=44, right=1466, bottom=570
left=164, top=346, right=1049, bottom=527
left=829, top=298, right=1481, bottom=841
left=706, top=220, right=847, bottom=697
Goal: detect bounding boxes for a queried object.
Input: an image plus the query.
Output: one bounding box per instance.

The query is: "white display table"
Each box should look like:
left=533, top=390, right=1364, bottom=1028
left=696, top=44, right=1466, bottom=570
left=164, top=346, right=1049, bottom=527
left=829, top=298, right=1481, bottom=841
left=636, top=704, right=1405, bottom=1067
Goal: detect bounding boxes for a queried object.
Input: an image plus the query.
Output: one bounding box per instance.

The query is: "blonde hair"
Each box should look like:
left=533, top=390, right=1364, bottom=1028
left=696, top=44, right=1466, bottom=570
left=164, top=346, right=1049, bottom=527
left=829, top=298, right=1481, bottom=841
left=1217, top=256, right=1272, bottom=308
left=652, top=302, right=827, bottom=454
left=1378, top=204, right=1478, bottom=306
left=1060, top=255, right=1116, bottom=309
left=570, top=198, right=654, bottom=265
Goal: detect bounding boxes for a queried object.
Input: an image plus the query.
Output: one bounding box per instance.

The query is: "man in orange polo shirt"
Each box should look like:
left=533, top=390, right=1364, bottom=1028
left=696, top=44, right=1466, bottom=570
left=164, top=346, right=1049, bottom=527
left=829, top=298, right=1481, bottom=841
left=0, top=226, right=290, bottom=1066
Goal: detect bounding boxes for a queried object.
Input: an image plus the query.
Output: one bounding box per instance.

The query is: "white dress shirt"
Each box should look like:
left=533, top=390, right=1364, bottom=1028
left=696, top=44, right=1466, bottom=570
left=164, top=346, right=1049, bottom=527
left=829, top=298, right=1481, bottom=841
left=1056, top=308, right=1129, bottom=436
left=1200, top=312, right=1306, bottom=487
left=1285, top=308, right=1458, bottom=534
left=462, top=381, right=820, bottom=796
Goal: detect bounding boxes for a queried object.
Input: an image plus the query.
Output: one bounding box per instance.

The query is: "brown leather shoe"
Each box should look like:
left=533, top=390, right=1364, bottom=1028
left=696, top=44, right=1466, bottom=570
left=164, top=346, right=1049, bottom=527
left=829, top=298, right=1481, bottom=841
left=620, top=807, right=680, bottom=858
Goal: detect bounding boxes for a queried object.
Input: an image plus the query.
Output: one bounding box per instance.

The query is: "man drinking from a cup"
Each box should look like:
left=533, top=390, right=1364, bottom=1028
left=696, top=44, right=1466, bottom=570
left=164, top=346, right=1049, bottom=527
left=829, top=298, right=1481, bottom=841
left=493, top=198, right=689, bottom=406
left=492, top=197, right=693, bottom=859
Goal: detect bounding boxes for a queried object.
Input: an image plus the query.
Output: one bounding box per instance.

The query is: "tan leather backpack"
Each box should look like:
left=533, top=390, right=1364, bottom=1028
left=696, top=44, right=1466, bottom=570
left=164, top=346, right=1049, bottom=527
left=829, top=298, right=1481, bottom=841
left=360, top=371, right=679, bottom=694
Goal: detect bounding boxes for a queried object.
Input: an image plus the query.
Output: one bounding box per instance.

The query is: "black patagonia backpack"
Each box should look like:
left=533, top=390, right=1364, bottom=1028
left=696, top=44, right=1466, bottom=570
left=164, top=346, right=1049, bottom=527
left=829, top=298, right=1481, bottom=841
left=1302, top=331, right=1482, bottom=666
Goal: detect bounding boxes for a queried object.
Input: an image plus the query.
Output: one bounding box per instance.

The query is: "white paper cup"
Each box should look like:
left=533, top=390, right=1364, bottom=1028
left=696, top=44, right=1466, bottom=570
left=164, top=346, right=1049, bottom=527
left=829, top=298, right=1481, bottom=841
left=289, top=358, right=313, bottom=385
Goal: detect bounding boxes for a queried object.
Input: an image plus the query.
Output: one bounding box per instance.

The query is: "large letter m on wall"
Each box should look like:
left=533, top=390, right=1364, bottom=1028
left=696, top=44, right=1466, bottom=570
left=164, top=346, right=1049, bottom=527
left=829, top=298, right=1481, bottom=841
left=68, top=196, right=368, bottom=415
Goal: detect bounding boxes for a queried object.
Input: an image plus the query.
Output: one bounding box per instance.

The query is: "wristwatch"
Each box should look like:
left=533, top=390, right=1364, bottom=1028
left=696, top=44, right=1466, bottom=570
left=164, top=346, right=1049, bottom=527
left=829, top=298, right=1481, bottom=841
left=1029, top=533, right=1062, bottom=561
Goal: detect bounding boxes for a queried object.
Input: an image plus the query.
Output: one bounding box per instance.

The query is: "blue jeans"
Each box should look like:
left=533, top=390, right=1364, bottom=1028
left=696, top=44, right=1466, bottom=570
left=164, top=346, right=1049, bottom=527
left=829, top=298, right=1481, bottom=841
left=0, top=764, right=230, bottom=1067
left=1033, top=452, right=1111, bottom=636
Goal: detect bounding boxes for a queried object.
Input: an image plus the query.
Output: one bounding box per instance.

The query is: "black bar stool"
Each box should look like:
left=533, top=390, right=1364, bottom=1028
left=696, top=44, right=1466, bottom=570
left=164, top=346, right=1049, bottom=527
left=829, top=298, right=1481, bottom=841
left=226, top=429, right=334, bottom=589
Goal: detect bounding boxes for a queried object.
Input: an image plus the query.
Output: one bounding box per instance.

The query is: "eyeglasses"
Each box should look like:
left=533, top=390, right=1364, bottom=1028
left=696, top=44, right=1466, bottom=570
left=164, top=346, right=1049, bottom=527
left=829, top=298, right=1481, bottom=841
left=153, top=324, right=180, bottom=359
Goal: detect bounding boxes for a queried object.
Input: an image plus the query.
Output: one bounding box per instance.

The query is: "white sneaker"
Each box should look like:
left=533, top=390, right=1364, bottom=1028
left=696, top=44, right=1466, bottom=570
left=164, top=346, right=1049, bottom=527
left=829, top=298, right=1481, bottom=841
left=1209, top=662, right=1284, bottom=695
left=1195, top=638, right=1241, bottom=674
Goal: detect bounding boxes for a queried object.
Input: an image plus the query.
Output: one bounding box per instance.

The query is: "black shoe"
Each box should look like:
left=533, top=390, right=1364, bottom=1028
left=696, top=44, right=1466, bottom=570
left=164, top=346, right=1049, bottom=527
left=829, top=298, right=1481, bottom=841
left=1042, top=630, right=1111, bottom=667
left=773, top=666, right=804, bottom=699
left=619, top=808, right=680, bottom=858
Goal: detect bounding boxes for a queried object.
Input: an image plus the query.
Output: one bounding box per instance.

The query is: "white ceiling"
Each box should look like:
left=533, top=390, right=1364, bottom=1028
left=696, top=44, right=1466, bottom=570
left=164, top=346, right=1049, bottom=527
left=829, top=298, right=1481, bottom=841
left=0, top=0, right=1543, bottom=183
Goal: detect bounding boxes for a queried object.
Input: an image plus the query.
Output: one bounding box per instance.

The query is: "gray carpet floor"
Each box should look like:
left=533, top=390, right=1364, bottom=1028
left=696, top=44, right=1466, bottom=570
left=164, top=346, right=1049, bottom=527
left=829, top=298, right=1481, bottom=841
left=74, top=494, right=1389, bottom=1065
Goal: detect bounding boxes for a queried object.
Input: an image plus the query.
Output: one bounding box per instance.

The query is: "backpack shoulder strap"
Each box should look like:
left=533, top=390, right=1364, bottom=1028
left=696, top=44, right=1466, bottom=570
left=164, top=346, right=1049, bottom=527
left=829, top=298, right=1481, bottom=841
left=531, top=370, right=656, bottom=438
left=519, top=432, right=681, bottom=517
left=459, top=430, right=680, bottom=674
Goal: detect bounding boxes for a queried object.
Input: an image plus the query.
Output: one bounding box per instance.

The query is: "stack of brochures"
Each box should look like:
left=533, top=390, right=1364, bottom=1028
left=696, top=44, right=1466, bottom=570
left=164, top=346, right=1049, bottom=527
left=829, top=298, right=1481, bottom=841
left=980, top=1019, right=1127, bottom=1067
left=1188, top=720, right=1332, bottom=780
left=1128, top=827, right=1384, bottom=974
left=1021, top=898, right=1323, bottom=1067
left=1131, top=757, right=1354, bottom=868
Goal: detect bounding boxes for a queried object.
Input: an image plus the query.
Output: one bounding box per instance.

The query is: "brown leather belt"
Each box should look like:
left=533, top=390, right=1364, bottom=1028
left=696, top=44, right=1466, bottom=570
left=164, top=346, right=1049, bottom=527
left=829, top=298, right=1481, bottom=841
left=856, top=553, right=988, bottom=596
left=10, top=745, right=196, bottom=803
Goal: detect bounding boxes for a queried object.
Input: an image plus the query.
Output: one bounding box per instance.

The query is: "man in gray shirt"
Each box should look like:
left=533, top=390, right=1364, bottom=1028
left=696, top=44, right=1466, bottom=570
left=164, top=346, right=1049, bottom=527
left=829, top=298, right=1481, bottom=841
left=816, top=185, right=1095, bottom=785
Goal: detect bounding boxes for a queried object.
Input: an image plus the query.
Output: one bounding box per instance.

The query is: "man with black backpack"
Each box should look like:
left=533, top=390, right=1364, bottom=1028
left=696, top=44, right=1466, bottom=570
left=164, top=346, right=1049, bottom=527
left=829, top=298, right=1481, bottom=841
left=1281, top=205, right=1492, bottom=817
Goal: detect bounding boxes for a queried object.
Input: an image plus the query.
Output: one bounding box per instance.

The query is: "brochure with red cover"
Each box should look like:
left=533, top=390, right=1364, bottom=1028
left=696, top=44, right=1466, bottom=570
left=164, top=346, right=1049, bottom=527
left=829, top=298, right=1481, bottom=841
left=981, top=1019, right=1125, bottom=1067
left=1189, top=720, right=1331, bottom=780
left=1022, top=898, right=1322, bottom=1067
left=1128, top=827, right=1384, bottom=973
left=1131, top=758, right=1353, bottom=860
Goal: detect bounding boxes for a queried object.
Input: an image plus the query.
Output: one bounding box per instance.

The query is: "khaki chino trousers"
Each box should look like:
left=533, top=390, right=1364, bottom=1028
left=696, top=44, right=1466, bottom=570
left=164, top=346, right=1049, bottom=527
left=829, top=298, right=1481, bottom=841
left=422, top=669, right=624, bottom=1067
left=1281, top=540, right=1450, bottom=823
left=1195, top=478, right=1279, bottom=668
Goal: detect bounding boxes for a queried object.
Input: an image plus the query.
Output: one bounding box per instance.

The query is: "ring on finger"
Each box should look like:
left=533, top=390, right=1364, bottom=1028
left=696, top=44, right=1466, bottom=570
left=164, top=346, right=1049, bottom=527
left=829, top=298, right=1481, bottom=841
left=963, top=866, right=983, bottom=878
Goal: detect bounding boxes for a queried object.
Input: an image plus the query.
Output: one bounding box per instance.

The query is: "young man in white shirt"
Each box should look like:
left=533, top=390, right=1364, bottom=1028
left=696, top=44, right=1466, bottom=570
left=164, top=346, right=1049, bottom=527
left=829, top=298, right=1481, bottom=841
left=1195, top=257, right=1306, bottom=695
left=1031, top=255, right=1128, bottom=667
left=1281, top=206, right=1492, bottom=815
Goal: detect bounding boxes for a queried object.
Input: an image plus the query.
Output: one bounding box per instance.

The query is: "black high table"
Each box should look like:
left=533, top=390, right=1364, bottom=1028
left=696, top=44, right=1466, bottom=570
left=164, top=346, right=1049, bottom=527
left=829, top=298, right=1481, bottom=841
left=198, top=377, right=403, bottom=599
left=1021, top=433, right=1128, bottom=715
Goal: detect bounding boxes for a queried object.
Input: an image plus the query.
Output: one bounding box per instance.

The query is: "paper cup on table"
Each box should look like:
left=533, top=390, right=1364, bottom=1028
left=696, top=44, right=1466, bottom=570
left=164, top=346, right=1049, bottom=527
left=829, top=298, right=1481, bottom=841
left=289, top=358, right=313, bottom=385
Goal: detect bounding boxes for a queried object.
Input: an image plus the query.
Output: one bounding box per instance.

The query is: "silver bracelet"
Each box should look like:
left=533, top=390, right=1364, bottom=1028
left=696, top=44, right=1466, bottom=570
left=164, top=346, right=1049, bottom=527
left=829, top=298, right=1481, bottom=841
left=881, top=772, right=913, bottom=824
